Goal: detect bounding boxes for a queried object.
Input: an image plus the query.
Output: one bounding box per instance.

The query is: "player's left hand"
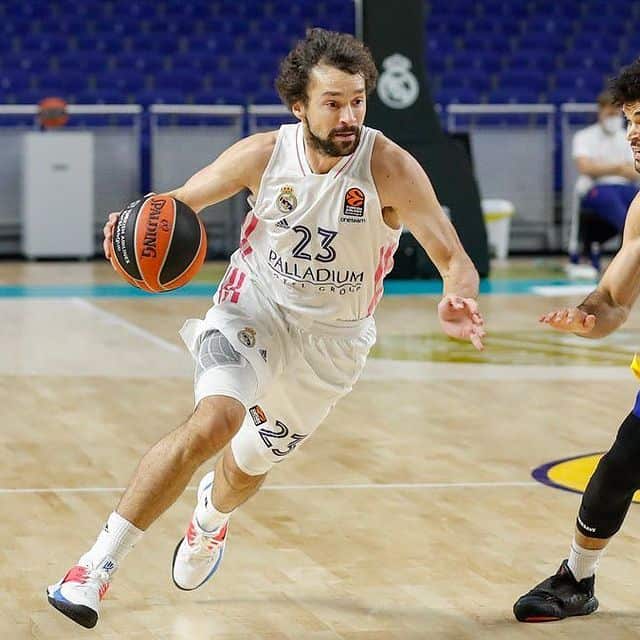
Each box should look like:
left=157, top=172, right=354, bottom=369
left=438, top=294, right=486, bottom=351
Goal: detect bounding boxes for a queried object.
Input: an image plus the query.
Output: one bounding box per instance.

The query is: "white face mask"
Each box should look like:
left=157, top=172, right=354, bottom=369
left=601, top=115, right=621, bottom=134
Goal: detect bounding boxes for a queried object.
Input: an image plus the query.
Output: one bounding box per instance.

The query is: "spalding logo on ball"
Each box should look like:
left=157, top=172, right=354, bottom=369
left=110, top=195, right=207, bottom=293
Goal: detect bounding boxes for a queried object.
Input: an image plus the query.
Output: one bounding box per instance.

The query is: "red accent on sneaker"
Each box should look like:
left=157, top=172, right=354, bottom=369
left=186, top=521, right=197, bottom=546
left=98, top=583, right=110, bottom=600
left=203, top=523, right=228, bottom=551
left=212, top=523, right=227, bottom=542
left=63, top=565, right=89, bottom=584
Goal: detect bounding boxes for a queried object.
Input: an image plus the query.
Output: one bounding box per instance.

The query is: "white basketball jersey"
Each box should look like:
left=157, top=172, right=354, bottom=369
left=220, top=123, right=401, bottom=325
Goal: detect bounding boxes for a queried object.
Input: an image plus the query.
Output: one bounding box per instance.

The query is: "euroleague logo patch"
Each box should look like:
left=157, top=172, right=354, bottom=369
left=532, top=452, right=640, bottom=504
left=249, top=405, right=267, bottom=426
left=341, top=187, right=366, bottom=224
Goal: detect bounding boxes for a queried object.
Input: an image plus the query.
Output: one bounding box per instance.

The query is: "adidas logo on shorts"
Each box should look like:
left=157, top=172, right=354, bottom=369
left=275, top=218, right=289, bottom=229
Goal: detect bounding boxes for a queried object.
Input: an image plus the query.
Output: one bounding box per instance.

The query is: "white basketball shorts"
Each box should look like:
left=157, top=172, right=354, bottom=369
left=180, top=269, right=376, bottom=476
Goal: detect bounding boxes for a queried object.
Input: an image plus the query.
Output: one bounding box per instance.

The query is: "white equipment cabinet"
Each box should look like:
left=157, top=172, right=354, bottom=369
left=21, top=131, right=94, bottom=258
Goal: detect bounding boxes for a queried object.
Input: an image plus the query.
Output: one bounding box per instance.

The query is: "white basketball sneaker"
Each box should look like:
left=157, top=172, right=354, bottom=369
left=46, top=556, right=116, bottom=628
left=172, top=471, right=228, bottom=591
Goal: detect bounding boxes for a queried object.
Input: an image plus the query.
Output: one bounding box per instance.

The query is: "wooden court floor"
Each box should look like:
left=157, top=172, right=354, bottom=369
left=3, top=260, right=640, bottom=639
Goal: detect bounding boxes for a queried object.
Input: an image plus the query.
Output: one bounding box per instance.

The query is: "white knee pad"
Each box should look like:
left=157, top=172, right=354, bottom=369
left=230, top=417, right=275, bottom=476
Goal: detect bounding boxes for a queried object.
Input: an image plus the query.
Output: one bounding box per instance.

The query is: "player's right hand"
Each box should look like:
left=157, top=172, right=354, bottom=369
left=103, top=211, right=120, bottom=260
left=539, top=307, right=596, bottom=335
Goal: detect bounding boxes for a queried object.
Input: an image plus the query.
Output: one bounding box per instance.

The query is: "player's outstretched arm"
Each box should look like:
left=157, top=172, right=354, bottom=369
left=541, top=193, right=640, bottom=339
left=372, top=135, right=485, bottom=350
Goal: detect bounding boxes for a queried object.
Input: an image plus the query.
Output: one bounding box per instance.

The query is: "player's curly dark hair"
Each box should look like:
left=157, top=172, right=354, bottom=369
left=609, top=58, right=640, bottom=106
left=275, top=28, right=378, bottom=108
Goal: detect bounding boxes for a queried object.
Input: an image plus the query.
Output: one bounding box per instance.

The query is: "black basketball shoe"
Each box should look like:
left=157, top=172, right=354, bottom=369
left=513, top=559, right=598, bottom=622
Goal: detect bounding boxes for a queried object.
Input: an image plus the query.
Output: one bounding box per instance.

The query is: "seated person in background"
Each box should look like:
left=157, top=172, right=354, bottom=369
left=571, top=90, right=639, bottom=273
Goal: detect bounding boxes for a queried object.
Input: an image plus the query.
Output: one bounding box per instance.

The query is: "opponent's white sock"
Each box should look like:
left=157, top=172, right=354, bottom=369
left=195, top=483, right=233, bottom=532
left=79, top=511, right=144, bottom=569
left=567, top=538, right=604, bottom=581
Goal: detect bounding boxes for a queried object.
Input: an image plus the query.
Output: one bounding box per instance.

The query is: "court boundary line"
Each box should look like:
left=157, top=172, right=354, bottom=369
left=71, top=297, right=183, bottom=354
left=0, top=480, right=540, bottom=495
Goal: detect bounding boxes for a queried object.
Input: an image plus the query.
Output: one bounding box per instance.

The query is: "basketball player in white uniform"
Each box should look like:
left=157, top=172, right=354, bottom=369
left=47, top=29, right=485, bottom=628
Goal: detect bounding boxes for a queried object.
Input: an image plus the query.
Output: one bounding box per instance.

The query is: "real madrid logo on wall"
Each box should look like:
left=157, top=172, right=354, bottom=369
left=276, top=185, right=297, bottom=214
left=377, top=53, right=420, bottom=110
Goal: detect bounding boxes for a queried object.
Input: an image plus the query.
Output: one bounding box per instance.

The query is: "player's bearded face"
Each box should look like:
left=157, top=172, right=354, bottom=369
left=303, top=116, right=361, bottom=157
left=623, top=100, right=640, bottom=173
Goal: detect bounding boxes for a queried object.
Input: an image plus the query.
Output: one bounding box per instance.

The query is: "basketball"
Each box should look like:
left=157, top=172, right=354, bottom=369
left=38, top=96, right=69, bottom=129
left=110, top=195, right=207, bottom=293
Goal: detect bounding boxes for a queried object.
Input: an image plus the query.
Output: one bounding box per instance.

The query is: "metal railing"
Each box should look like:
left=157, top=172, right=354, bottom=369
left=0, top=102, right=617, bottom=256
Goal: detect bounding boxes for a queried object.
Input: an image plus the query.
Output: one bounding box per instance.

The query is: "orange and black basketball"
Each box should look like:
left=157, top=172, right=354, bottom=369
left=110, top=195, right=207, bottom=293
left=38, top=96, right=69, bottom=129
left=345, top=187, right=365, bottom=208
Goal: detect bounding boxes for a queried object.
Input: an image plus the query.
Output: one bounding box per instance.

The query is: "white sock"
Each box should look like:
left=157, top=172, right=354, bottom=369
left=195, top=483, right=233, bottom=532
left=567, top=538, right=604, bottom=581
left=79, top=511, right=144, bottom=569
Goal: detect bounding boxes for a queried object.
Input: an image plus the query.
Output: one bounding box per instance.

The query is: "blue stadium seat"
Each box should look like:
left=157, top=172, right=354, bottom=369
left=472, top=16, right=522, bottom=36
left=517, top=32, right=563, bottom=53
left=435, top=87, right=480, bottom=105
left=483, top=0, right=529, bottom=18
left=440, top=70, right=491, bottom=93
left=137, top=88, right=186, bottom=105
left=572, top=33, right=620, bottom=53
left=75, top=89, right=124, bottom=104
left=113, top=52, right=165, bottom=73
left=13, top=89, right=61, bottom=104
left=581, top=15, right=626, bottom=36
left=187, top=34, right=236, bottom=55
left=75, top=33, right=122, bottom=54
left=154, top=69, right=204, bottom=93
left=128, top=33, right=181, bottom=54
left=486, top=88, right=540, bottom=104
left=209, top=69, right=244, bottom=91
left=499, top=70, right=547, bottom=93
left=562, top=50, right=614, bottom=74
left=58, top=52, right=108, bottom=74
left=55, top=18, right=90, bottom=35
left=0, top=51, right=49, bottom=72
left=12, top=4, right=54, bottom=19
left=448, top=51, right=502, bottom=74
left=526, top=16, right=574, bottom=36
left=510, top=51, right=555, bottom=73
left=37, top=71, right=87, bottom=93
left=547, top=87, right=596, bottom=104
left=0, top=17, right=31, bottom=37
left=19, top=33, right=69, bottom=53
left=461, top=34, right=510, bottom=54
left=0, top=71, right=30, bottom=92
left=192, top=88, right=245, bottom=105
left=555, top=69, right=605, bottom=93
left=252, top=89, right=281, bottom=105
left=425, top=56, right=447, bottom=75
left=170, top=52, right=211, bottom=72
left=96, top=71, right=147, bottom=93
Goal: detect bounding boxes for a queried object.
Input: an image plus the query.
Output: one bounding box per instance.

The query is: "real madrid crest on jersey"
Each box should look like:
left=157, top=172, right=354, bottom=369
left=276, top=185, right=297, bottom=214
left=237, top=327, right=256, bottom=348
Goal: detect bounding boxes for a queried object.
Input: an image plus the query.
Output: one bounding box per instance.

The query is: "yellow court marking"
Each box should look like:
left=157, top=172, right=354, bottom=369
left=538, top=453, right=640, bottom=503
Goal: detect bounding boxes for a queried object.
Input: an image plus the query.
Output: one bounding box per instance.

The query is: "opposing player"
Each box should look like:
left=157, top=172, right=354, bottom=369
left=514, top=58, right=640, bottom=622
left=47, top=29, right=485, bottom=629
